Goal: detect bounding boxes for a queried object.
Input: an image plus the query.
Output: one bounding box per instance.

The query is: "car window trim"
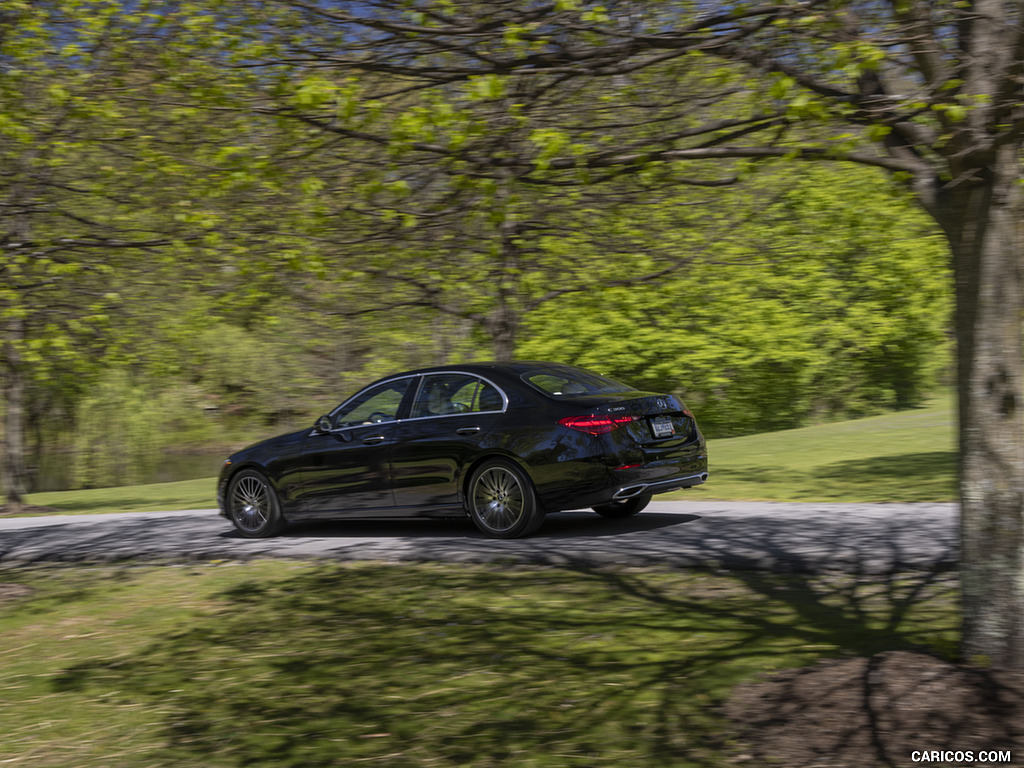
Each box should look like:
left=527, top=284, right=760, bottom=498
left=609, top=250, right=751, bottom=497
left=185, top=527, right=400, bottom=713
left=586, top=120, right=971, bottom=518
left=321, top=374, right=420, bottom=432
left=316, top=372, right=508, bottom=434
left=403, top=371, right=509, bottom=423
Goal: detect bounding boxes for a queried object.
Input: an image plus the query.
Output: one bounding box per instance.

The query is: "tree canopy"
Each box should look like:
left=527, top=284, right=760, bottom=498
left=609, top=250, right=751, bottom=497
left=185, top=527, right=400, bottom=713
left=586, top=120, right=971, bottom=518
left=230, top=0, right=1023, bottom=668
left=3, top=0, right=1022, bottom=665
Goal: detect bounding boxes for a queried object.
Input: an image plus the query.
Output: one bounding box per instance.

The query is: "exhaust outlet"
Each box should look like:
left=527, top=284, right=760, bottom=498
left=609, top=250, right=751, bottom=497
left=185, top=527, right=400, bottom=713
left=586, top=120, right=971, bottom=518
left=613, top=484, right=649, bottom=500
left=613, top=471, right=708, bottom=500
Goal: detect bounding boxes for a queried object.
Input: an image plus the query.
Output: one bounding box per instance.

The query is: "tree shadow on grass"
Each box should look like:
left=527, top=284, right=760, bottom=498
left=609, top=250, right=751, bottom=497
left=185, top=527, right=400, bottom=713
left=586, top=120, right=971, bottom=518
left=812, top=451, right=956, bottom=501
left=47, top=558, right=966, bottom=768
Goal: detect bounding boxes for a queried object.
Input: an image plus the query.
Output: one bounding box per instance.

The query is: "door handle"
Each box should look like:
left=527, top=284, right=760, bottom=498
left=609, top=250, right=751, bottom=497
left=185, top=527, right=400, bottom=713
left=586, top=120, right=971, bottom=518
left=363, top=435, right=386, bottom=444
left=457, top=426, right=481, bottom=435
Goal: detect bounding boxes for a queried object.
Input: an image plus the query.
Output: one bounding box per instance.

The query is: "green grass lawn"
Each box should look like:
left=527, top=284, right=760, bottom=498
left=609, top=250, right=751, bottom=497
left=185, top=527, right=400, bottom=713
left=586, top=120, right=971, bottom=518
left=4, top=400, right=961, bottom=765
left=682, top=392, right=956, bottom=503
left=24, top=394, right=956, bottom=515
left=0, top=561, right=958, bottom=768
left=27, top=476, right=218, bottom=515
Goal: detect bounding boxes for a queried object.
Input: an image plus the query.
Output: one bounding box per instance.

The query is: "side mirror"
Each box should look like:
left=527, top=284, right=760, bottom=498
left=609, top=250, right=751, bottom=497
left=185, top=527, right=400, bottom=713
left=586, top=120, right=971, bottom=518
left=315, top=415, right=333, bottom=433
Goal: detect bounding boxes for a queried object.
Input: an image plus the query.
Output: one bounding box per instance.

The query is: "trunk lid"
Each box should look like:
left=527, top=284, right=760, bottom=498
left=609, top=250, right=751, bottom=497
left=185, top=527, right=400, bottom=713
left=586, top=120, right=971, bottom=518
left=563, top=391, right=700, bottom=446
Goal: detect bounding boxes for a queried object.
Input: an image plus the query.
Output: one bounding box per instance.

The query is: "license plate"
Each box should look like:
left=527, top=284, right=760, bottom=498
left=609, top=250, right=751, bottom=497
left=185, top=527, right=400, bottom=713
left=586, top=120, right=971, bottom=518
left=650, top=415, right=675, bottom=438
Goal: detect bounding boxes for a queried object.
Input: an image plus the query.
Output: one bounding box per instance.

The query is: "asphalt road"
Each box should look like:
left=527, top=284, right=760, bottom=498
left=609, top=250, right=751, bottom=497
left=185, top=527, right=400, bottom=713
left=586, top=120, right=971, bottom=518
left=0, top=500, right=957, bottom=573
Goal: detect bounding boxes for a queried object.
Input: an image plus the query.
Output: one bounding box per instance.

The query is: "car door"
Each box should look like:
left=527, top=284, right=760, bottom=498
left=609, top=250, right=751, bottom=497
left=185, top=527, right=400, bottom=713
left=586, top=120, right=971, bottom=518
left=389, top=373, right=507, bottom=511
left=297, top=377, right=414, bottom=516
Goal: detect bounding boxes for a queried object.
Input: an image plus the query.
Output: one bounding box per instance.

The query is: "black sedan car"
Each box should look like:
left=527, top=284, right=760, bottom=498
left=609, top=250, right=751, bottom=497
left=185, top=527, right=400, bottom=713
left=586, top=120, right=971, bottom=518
left=218, top=361, right=708, bottom=539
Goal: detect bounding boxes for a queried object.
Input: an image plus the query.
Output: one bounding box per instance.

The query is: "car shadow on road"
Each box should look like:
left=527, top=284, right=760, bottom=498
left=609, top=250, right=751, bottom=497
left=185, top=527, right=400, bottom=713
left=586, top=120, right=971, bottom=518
left=0, top=504, right=955, bottom=578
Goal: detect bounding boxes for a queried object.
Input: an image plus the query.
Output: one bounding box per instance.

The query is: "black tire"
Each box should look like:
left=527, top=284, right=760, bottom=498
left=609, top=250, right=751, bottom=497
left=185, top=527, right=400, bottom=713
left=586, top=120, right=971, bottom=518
left=592, top=492, right=652, bottom=518
left=227, top=469, right=286, bottom=538
left=467, top=459, right=544, bottom=538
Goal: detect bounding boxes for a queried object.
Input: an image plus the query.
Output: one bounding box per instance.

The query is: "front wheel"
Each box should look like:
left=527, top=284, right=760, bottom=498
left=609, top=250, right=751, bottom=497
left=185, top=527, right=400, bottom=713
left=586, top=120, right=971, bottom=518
left=592, top=492, right=652, bottom=518
left=467, top=460, right=544, bottom=538
left=227, top=469, right=286, bottom=538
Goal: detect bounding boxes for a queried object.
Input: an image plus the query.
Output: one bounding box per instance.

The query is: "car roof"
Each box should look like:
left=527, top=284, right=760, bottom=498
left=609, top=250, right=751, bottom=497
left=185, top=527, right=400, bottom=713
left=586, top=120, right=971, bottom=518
left=401, top=361, right=586, bottom=378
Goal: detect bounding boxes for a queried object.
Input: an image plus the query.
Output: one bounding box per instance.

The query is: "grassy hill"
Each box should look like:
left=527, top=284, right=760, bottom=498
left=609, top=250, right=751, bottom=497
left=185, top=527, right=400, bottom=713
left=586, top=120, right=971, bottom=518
left=685, top=391, right=956, bottom=503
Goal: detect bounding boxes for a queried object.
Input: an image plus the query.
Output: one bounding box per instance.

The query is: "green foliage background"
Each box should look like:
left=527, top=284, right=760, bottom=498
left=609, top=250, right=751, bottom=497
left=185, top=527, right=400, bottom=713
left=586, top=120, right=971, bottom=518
left=1, top=1, right=953, bottom=492
left=520, top=165, right=950, bottom=435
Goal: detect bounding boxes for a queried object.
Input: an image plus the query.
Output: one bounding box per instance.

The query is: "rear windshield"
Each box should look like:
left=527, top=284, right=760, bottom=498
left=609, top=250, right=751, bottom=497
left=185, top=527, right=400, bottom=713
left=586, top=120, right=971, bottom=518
left=522, top=368, right=635, bottom=397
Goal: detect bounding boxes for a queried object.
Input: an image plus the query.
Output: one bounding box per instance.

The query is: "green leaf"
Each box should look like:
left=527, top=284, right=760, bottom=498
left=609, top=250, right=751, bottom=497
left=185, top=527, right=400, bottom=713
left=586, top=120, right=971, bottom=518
left=866, top=124, right=892, bottom=142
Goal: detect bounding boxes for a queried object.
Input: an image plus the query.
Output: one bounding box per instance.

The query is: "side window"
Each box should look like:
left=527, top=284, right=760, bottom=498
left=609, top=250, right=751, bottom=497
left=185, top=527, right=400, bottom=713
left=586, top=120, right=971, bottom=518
left=474, top=380, right=503, bottom=412
left=333, top=378, right=411, bottom=428
left=411, top=374, right=504, bottom=418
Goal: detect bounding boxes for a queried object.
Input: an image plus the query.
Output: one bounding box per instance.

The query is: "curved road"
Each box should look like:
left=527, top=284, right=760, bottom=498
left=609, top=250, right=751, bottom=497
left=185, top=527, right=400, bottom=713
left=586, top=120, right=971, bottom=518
left=0, top=500, right=957, bottom=573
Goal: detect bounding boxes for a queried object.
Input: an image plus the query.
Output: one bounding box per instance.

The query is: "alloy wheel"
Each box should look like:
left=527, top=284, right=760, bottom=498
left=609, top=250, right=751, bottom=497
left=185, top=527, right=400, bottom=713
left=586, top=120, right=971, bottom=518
left=472, top=465, right=526, bottom=533
left=231, top=474, right=273, bottom=533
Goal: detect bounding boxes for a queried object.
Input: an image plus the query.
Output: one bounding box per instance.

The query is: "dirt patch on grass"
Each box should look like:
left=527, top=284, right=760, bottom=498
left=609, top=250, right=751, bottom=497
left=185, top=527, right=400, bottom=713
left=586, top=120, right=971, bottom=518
left=0, top=504, right=66, bottom=516
left=0, top=583, right=34, bottom=604
left=726, top=650, right=1024, bottom=767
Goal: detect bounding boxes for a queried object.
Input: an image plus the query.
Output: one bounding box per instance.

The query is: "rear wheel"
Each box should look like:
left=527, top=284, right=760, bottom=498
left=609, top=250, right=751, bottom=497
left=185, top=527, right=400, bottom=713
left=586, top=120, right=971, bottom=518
left=592, top=492, right=652, bottom=518
left=467, top=460, right=544, bottom=538
left=227, top=469, right=286, bottom=538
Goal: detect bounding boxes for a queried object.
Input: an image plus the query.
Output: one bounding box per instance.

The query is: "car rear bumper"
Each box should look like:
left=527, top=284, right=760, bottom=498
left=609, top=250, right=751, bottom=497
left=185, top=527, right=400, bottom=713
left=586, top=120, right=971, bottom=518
left=534, top=449, right=708, bottom=511
left=612, top=470, right=709, bottom=500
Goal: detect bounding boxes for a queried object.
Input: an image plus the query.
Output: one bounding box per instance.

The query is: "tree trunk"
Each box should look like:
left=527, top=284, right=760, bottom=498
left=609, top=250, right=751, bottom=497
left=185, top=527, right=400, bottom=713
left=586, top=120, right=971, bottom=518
left=2, top=317, right=28, bottom=515
left=487, top=209, right=521, bottom=362
left=943, top=147, right=1024, bottom=667
left=484, top=302, right=518, bottom=362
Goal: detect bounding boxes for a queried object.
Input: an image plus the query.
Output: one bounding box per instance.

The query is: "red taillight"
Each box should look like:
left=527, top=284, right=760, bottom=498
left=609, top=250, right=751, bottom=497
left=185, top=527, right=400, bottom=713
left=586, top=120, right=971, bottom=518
left=559, top=414, right=638, bottom=436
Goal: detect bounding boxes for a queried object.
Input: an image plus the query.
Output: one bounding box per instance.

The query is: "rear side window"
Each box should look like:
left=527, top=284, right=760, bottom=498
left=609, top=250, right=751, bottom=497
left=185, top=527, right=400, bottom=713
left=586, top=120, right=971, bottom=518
left=411, top=374, right=505, bottom=418
left=523, top=368, right=635, bottom=397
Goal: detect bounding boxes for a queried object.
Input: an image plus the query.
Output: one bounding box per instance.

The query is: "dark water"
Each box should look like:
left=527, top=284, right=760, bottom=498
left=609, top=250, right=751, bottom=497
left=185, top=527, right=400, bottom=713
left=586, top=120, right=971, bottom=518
left=32, top=449, right=226, bottom=492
